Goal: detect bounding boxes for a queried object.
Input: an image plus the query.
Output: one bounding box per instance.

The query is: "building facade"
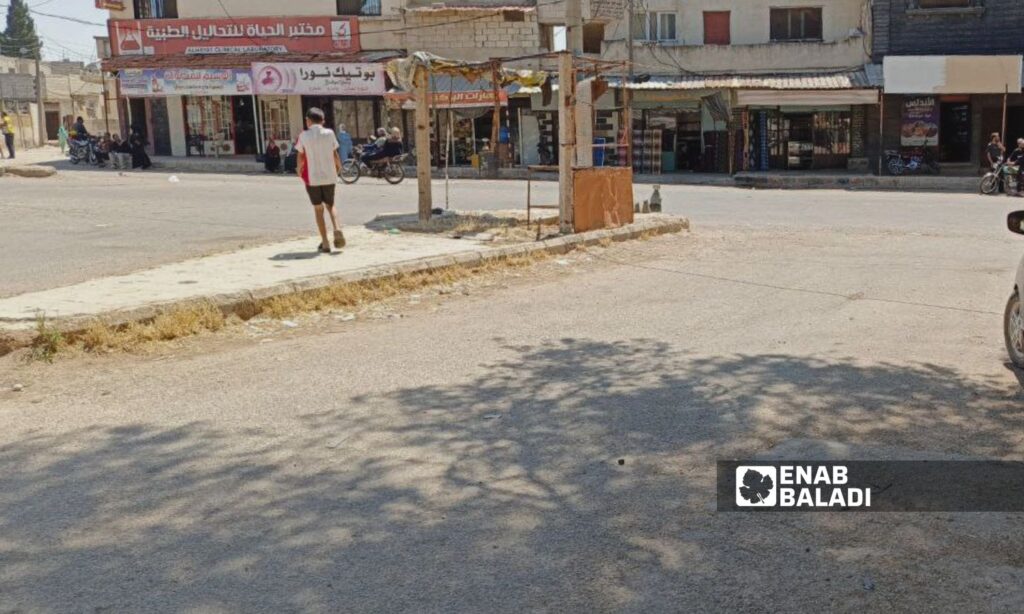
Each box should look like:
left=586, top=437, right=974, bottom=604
left=872, top=0, right=1024, bottom=173
left=590, top=0, right=879, bottom=174
left=100, top=0, right=550, bottom=164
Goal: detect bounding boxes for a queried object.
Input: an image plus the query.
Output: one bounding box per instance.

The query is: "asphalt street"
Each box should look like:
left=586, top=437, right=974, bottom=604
left=2, top=174, right=1024, bottom=610
left=1, top=160, right=1020, bottom=297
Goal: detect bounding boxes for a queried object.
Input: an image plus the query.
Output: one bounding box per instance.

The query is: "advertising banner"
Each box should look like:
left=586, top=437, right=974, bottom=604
left=119, top=68, right=254, bottom=97
left=383, top=89, right=509, bottom=110
left=109, top=16, right=359, bottom=56
left=252, top=63, right=385, bottom=96
left=901, top=96, right=939, bottom=147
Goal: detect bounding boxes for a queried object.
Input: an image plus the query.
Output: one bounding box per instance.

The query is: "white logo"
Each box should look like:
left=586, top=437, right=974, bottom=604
left=736, top=466, right=777, bottom=507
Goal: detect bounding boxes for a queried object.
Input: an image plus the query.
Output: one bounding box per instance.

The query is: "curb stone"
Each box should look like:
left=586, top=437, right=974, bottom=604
left=0, top=215, right=687, bottom=351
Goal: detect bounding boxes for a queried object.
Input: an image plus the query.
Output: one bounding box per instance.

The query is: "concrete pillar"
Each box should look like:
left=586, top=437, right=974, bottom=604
left=167, top=95, right=186, bottom=157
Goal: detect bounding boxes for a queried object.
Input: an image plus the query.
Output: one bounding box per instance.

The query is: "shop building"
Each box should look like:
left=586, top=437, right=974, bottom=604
left=588, top=0, right=879, bottom=174
left=871, top=0, right=1024, bottom=174
left=100, top=0, right=405, bottom=158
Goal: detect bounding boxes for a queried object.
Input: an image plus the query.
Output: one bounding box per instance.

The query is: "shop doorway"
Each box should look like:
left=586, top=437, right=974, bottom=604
left=232, top=97, right=257, bottom=155
left=149, top=98, right=172, bottom=156
left=44, top=111, right=60, bottom=140
left=939, top=101, right=971, bottom=163
left=128, top=98, right=148, bottom=139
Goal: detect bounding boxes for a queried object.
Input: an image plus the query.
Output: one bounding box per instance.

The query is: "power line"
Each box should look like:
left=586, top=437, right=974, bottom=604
left=0, top=3, right=106, bottom=27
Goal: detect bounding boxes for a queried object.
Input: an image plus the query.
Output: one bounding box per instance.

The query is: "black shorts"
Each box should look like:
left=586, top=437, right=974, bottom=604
left=305, top=184, right=336, bottom=206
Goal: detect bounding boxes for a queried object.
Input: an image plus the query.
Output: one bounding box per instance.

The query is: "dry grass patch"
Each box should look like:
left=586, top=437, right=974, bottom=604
left=38, top=251, right=552, bottom=357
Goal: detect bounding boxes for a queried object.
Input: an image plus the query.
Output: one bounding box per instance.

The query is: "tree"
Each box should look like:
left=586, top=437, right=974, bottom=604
left=0, top=0, right=42, bottom=59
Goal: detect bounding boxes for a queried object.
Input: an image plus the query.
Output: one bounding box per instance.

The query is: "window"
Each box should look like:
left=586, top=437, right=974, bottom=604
left=632, top=12, right=677, bottom=42
left=134, top=0, right=177, bottom=19
left=337, top=0, right=381, bottom=17
left=259, top=98, right=292, bottom=147
left=703, top=11, right=730, bottom=45
left=770, top=8, right=822, bottom=41
left=583, top=22, right=604, bottom=54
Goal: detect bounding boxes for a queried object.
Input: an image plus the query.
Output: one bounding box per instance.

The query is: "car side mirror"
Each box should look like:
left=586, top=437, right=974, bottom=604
left=1009, top=211, right=1024, bottom=235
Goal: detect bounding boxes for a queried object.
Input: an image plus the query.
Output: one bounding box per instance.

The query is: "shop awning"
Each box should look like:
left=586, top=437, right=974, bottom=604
left=609, top=66, right=882, bottom=91
left=883, top=55, right=1022, bottom=94
left=102, top=50, right=404, bottom=72
left=737, top=89, right=879, bottom=106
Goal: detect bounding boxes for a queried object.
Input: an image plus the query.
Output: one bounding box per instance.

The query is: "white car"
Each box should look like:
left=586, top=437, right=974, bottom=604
left=1006, top=211, right=1024, bottom=366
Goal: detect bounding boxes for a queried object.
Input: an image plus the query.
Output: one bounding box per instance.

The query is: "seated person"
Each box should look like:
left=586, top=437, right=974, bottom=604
left=264, top=138, right=281, bottom=173
left=382, top=128, right=404, bottom=158
left=361, top=128, right=390, bottom=164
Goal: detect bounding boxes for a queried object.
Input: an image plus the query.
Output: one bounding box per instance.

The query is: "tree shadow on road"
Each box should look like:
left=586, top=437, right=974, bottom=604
left=1, top=339, right=1022, bottom=612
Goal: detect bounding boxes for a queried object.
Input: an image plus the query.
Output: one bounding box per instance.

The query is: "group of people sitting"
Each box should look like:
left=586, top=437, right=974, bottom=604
left=64, top=116, right=152, bottom=170
left=263, top=124, right=405, bottom=174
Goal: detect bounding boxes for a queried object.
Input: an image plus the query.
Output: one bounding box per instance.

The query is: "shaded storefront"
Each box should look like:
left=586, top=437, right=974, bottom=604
left=119, top=67, right=257, bottom=157
left=881, top=55, right=1024, bottom=173
left=385, top=74, right=517, bottom=168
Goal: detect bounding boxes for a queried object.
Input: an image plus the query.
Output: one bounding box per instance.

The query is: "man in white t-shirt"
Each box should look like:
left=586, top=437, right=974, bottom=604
left=296, top=107, right=344, bottom=253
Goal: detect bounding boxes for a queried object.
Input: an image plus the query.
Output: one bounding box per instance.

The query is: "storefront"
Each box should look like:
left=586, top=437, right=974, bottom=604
left=736, top=89, right=877, bottom=172
left=252, top=61, right=388, bottom=149
left=627, top=90, right=722, bottom=173
left=104, top=14, right=369, bottom=158
left=119, top=67, right=257, bottom=157
left=385, top=75, right=514, bottom=168
left=882, top=55, right=1023, bottom=172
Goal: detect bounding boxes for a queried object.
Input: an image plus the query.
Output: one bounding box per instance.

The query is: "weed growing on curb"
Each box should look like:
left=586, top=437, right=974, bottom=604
left=28, top=313, right=65, bottom=363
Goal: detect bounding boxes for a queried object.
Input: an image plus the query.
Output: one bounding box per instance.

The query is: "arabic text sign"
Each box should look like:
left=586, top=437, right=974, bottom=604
left=119, top=68, right=254, bottom=98
left=252, top=63, right=385, bottom=96
left=901, top=96, right=939, bottom=147
left=109, top=17, right=359, bottom=56
left=386, top=89, right=509, bottom=110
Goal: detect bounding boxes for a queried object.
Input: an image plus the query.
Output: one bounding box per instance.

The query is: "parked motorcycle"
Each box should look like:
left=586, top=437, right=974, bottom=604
left=885, top=148, right=940, bottom=176
left=68, top=137, right=105, bottom=167
left=981, top=158, right=1019, bottom=195
left=339, top=145, right=408, bottom=185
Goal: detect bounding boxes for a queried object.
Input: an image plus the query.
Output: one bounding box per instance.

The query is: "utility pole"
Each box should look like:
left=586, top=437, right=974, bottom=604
left=34, top=52, right=43, bottom=146
left=557, top=50, right=575, bottom=234
left=624, top=0, right=634, bottom=169
left=626, top=0, right=634, bottom=81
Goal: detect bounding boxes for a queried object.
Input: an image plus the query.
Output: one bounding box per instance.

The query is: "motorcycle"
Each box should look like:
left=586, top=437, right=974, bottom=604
left=339, top=145, right=408, bottom=185
left=68, top=137, right=105, bottom=167
left=885, top=148, right=940, bottom=176
left=981, top=158, right=1020, bottom=195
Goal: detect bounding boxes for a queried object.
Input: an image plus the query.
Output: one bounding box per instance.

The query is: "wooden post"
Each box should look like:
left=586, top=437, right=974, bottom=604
left=1002, top=84, right=1009, bottom=147
left=623, top=87, right=633, bottom=169
left=491, top=62, right=501, bottom=155
left=878, top=92, right=884, bottom=175
left=558, top=51, right=575, bottom=234
left=414, top=66, right=432, bottom=221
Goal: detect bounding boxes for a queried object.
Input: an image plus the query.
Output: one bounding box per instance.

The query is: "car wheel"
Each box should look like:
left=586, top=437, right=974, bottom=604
left=1004, top=292, right=1024, bottom=368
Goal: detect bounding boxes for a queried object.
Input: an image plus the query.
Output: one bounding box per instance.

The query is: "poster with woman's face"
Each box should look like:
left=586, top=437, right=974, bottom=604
left=901, top=97, right=939, bottom=147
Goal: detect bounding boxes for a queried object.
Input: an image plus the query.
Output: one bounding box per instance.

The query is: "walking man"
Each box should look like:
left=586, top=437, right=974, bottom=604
left=1, top=111, right=15, bottom=159
left=296, top=107, right=345, bottom=253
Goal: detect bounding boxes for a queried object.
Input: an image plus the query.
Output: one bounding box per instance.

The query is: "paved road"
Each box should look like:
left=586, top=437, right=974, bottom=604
left=2, top=157, right=1020, bottom=296
left=2, top=191, right=1024, bottom=611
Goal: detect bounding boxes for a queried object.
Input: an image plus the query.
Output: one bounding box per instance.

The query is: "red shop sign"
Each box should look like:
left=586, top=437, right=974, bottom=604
left=95, top=0, right=125, bottom=9
left=108, top=16, right=360, bottom=57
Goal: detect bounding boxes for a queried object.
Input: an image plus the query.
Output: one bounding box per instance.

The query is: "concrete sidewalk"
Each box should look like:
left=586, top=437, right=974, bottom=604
left=0, top=216, right=687, bottom=333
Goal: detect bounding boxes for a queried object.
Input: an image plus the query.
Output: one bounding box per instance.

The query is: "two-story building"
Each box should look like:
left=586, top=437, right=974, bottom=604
left=873, top=0, right=1024, bottom=173
left=100, top=0, right=409, bottom=158
left=586, top=0, right=880, bottom=174
left=100, top=0, right=550, bottom=165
